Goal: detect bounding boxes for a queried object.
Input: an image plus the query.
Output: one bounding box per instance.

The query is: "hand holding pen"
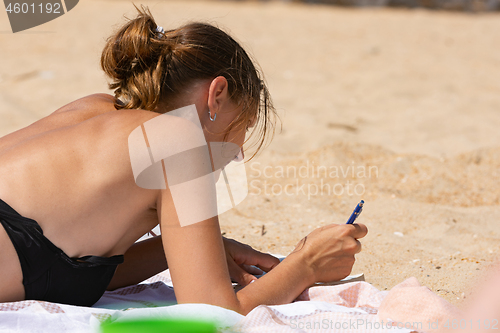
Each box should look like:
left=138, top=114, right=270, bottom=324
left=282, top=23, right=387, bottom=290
left=290, top=199, right=367, bottom=283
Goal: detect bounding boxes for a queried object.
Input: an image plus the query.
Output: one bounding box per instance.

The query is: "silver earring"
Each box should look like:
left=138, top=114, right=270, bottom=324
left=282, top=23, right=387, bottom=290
left=208, top=109, right=216, bottom=122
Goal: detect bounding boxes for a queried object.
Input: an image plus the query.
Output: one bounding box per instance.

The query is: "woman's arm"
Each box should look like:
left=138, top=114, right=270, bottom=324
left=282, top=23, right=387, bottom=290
left=159, top=185, right=367, bottom=315
left=107, top=234, right=281, bottom=291
left=107, top=236, right=168, bottom=290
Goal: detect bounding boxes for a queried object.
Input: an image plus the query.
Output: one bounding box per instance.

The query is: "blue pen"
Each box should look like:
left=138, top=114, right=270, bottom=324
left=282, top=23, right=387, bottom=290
left=346, top=200, right=364, bottom=224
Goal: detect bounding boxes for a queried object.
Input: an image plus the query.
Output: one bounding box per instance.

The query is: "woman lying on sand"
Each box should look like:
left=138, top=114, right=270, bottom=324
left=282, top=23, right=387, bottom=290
left=0, top=6, right=367, bottom=314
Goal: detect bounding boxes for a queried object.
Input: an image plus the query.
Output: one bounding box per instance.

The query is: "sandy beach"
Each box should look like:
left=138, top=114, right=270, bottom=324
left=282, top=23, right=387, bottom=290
left=1, top=0, right=500, bottom=307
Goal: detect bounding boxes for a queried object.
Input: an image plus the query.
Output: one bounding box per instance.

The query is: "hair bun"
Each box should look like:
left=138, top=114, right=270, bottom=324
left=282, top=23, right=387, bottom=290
left=101, top=5, right=172, bottom=110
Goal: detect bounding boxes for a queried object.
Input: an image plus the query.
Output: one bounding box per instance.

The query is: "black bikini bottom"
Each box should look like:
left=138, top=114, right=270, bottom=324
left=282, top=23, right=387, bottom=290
left=0, top=198, right=124, bottom=306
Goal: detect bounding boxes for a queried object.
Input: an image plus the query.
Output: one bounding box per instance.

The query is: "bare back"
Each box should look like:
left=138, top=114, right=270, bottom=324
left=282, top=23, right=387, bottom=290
left=0, top=94, right=161, bottom=259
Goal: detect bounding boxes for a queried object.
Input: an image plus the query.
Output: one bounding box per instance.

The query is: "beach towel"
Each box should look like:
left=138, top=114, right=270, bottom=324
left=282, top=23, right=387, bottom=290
left=0, top=268, right=461, bottom=333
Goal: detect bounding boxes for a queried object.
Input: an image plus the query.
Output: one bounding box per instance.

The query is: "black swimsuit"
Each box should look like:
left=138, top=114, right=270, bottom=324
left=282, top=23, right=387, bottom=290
left=0, top=198, right=124, bottom=306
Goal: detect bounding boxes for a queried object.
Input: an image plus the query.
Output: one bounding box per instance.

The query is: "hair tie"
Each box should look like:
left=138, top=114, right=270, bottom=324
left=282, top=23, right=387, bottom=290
left=155, top=25, right=165, bottom=38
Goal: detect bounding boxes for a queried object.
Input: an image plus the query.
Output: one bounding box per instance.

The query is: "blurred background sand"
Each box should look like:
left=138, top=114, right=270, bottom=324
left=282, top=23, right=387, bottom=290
left=1, top=0, right=499, bottom=306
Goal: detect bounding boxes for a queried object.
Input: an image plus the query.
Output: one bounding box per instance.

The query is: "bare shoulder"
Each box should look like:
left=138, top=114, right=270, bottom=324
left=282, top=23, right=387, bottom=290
left=51, top=93, right=119, bottom=114
left=0, top=93, right=158, bottom=155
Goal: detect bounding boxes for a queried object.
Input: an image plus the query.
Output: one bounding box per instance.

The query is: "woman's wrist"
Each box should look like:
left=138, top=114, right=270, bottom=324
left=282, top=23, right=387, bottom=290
left=282, top=247, right=316, bottom=287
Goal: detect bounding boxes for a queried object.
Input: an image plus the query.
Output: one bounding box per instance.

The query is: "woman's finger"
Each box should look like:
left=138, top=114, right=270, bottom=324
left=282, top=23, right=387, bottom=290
left=350, top=223, right=368, bottom=239
left=228, top=259, right=257, bottom=286
left=242, top=264, right=263, bottom=276
left=246, top=252, right=281, bottom=272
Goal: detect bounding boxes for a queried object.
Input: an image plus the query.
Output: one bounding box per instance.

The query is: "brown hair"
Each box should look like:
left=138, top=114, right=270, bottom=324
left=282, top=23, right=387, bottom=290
left=101, top=5, right=278, bottom=158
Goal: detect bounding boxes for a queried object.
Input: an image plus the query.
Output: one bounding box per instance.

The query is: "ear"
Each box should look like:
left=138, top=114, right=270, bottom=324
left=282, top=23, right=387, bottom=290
left=207, top=76, right=229, bottom=114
